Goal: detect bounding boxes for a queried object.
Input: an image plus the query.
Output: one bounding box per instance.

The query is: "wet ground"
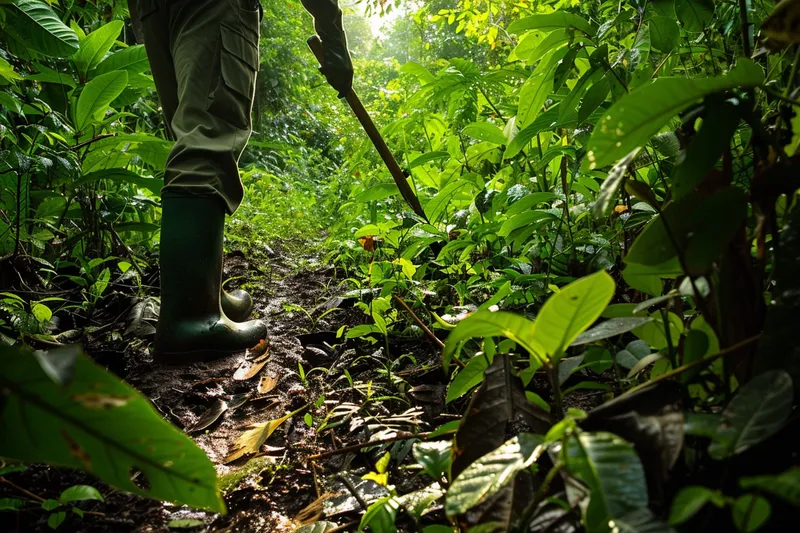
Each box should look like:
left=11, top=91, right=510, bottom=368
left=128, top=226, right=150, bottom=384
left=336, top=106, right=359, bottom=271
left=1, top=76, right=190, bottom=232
left=1, top=244, right=610, bottom=532
left=0, top=246, right=449, bottom=532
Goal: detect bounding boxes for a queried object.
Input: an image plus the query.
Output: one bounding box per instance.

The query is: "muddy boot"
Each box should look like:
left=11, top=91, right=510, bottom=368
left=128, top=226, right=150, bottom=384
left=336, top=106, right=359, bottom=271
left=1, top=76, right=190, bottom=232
left=221, top=289, right=254, bottom=322
left=155, top=196, right=267, bottom=363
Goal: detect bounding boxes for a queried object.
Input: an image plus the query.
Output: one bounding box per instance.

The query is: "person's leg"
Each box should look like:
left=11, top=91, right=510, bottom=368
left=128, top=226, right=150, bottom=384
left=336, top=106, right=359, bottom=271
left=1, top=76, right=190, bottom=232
left=162, top=0, right=260, bottom=214
left=165, top=0, right=260, bottom=323
left=136, top=0, right=266, bottom=361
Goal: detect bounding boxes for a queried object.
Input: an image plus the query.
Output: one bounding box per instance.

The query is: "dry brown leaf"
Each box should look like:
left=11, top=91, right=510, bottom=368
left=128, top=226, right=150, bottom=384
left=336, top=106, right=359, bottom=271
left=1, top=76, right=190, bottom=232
left=258, top=374, right=279, bottom=394
left=224, top=404, right=308, bottom=463
left=246, top=339, right=270, bottom=360
left=186, top=399, right=228, bottom=433
left=233, top=358, right=268, bottom=381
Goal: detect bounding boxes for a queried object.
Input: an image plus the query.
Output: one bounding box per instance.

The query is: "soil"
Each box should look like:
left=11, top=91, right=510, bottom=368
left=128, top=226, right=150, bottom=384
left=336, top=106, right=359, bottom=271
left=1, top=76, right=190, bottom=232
left=0, top=245, right=606, bottom=533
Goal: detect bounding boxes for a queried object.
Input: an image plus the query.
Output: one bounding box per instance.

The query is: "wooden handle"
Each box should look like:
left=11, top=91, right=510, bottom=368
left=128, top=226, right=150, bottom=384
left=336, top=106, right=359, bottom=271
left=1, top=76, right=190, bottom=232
left=306, top=36, right=428, bottom=222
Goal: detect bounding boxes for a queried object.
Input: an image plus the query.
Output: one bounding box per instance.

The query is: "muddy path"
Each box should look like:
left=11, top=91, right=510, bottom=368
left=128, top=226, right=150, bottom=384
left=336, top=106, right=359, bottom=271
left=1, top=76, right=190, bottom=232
left=1, top=245, right=444, bottom=533
left=1, top=244, right=608, bottom=533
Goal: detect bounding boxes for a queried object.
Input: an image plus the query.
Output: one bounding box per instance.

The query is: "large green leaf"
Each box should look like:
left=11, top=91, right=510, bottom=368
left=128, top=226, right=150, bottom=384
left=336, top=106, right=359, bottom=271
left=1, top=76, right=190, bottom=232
left=447, top=353, right=492, bottom=403
left=10, top=0, right=79, bottom=58
left=450, top=355, right=553, bottom=529
left=425, top=180, right=475, bottom=223
left=72, top=20, right=124, bottom=80
left=668, top=486, right=722, bottom=525
left=740, top=467, right=800, bottom=507
left=0, top=346, right=224, bottom=512
left=71, top=168, right=162, bottom=195
left=507, top=12, right=596, bottom=36
left=95, top=44, right=150, bottom=76
left=624, top=187, right=747, bottom=276
left=585, top=59, right=764, bottom=169
left=675, top=0, right=714, bottom=32
left=442, top=311, right=543, bottom=370
left=564, top=432, right=649, bottom=530
left=671, top=100, right=741, bottom=201
left=517, top=70, right=554, bottom=129
left=533, top=271, right=616, bottom=360
left=445, top=433, right=544, bottom=516
left=708, top=370, right=793, bottom=460
left=75, top=70, right=128, bottom=131
left=649, top=15, right=680, bottom=53
left=462, top=122, right=506, bottom=145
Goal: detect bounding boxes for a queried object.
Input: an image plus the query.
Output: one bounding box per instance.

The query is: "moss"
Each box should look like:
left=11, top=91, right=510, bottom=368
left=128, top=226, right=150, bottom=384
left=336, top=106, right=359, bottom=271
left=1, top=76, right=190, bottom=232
left=217, top=457, right=279, bottom=494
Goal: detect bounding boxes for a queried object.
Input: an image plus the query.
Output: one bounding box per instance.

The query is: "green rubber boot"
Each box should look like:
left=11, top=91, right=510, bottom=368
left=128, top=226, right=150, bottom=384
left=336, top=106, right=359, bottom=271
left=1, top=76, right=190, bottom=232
left=155, top=196, right=267, bottom=363
left=222, top=289, right=254, bottom=322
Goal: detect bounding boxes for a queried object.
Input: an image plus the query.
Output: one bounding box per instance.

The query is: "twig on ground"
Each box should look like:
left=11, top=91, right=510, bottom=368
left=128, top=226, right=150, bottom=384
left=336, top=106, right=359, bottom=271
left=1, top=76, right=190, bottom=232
left=307, top=429, right=457, bottom=461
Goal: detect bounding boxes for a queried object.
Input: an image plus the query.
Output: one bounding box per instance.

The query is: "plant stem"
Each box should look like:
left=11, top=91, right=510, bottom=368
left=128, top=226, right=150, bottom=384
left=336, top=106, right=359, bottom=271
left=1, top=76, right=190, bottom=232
left=546, top=363, right=564, bottom=420
left=738, top=0, right=752, bottom=59
left=625, top=334, right=760, bottom=394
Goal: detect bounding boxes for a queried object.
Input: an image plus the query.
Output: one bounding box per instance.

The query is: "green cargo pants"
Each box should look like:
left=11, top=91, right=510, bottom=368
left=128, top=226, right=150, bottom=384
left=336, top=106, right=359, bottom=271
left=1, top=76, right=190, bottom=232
left=133, top=0, right=260, bottom=214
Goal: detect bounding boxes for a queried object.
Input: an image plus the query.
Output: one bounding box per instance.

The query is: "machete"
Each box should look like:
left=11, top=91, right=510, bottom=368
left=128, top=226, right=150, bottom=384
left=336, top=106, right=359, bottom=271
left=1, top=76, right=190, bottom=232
left=307, top=35, right=429, bottom=223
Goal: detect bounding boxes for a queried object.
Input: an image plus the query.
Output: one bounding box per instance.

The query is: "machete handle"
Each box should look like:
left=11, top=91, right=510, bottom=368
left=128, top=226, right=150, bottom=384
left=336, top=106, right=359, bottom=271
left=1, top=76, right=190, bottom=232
left=306, top=35, right=429, bottom=222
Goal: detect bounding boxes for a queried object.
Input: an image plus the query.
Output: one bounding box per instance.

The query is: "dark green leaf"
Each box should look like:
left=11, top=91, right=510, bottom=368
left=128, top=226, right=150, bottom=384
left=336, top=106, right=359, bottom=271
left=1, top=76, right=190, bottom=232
left=59, top=485, right=103, bottom=504
left=625, top=187, right=747, bottom=275
left=95, top=45, right=150, bottom=76
left=412, top=440, right=452, bottom=481
left=563, top=432, right=649, bottom=528
left=447, top=353, right=492, bottom=403
left=740, top=467, right=800, bottom=507
left=445, top=433, right=544, bottom=516
left=585, top=60, right=763, bottom=169
left=672, top=100, right=741, bottom=201
left=676, top=0, right=714, bottom=32
left=0, top=346, right=224, bottom=512
left=11, top=0, right=79, bottom=57
left=75, top=70, right=128, bottom=131
left=649, top=16, right=680, bottom=53
left=73, top=21, right=124, bottom=80
left=668, top=486, right=719, bottom=525
left=508, top=13, right=596, bottom=36
left=708, top=370, right=793, bottom=460
left=731, top=494, right=771, bottom=533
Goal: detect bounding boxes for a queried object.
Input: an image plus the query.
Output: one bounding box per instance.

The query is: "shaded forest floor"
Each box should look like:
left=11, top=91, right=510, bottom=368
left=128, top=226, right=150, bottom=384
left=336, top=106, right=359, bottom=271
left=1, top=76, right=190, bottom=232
left=0, top=244, right=441, bottom=532
left=1, top=242, right=610, bottom=533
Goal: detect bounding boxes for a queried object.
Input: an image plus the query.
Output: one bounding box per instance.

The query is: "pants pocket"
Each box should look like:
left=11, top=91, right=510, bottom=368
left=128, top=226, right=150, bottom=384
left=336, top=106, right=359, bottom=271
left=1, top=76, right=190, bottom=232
left=207, top=22, right=259, bottom=130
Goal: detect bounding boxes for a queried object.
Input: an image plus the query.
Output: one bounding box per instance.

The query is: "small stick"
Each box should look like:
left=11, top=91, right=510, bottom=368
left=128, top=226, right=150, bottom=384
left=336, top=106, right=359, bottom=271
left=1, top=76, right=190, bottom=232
left=393, top=295, right=444, bottom=349
left=625, top=334, right=761, bottom=395
left=328, top=519, right=360, bottom=533
left=337, top=473, right=369, bottom=511
left=307, top=430, right=458, bottom=461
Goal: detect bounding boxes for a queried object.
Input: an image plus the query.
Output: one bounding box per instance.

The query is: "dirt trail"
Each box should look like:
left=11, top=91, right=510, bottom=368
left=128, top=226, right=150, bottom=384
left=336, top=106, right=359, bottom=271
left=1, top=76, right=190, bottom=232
left=1, top=247, right=358, bottom=532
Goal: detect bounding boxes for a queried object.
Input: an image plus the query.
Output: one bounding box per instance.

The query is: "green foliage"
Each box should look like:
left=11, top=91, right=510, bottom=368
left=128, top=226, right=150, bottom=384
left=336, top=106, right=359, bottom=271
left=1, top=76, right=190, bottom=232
left=0, top=345, right=224, bottom=512
left=2, top=0, right=800, bottom=530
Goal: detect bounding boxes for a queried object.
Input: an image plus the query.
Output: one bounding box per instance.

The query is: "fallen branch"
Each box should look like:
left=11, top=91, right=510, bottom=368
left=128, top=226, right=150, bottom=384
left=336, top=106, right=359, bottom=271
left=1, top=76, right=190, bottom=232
left=306, top=429, right=456, bottom=461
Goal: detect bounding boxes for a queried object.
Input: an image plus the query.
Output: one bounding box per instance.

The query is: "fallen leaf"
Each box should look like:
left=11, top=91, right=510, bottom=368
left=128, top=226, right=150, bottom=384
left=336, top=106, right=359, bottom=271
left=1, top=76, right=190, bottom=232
left=258, top=374, right=279, bottom=394
left=186, top=399, right=228, bottom=433
left=246, top=339, right=270, bottom=361
left=227, top=393, right=252, bottom=410
left=225, top=404, right=308, bottom=463
left=233, top=358, right=268, bottom=381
